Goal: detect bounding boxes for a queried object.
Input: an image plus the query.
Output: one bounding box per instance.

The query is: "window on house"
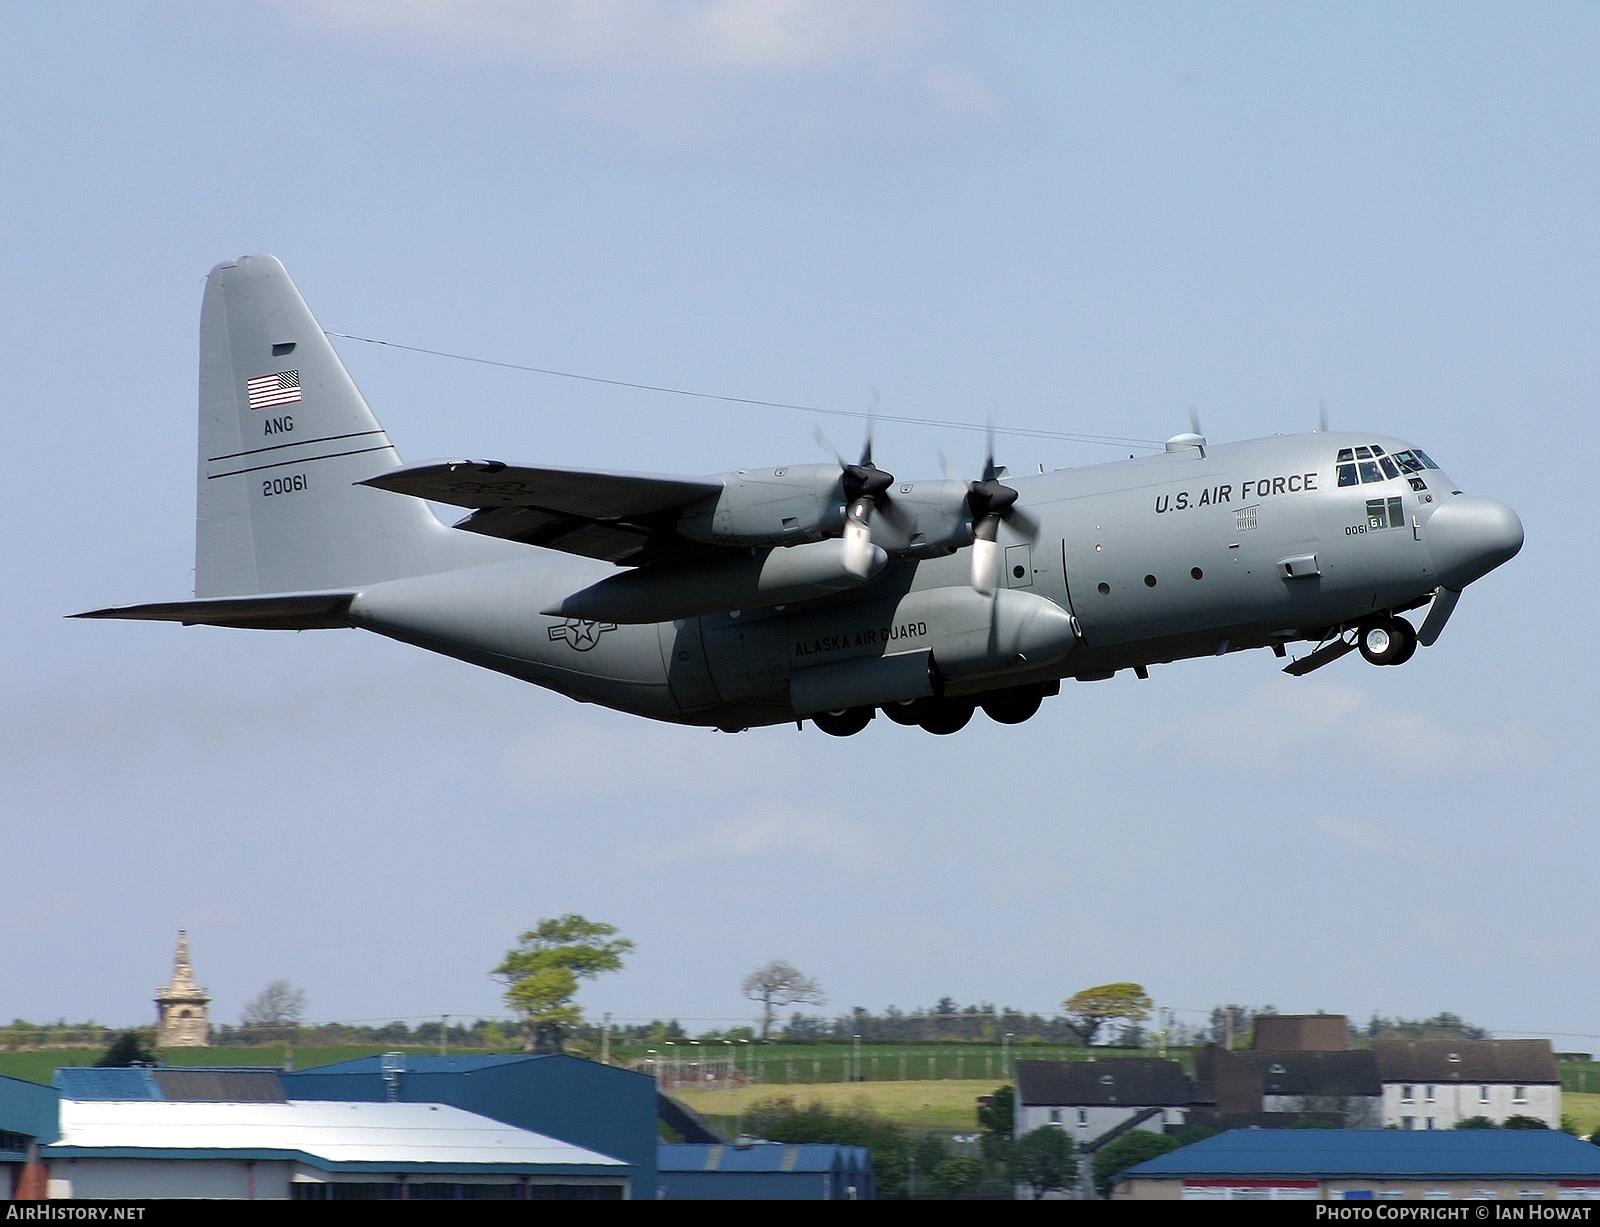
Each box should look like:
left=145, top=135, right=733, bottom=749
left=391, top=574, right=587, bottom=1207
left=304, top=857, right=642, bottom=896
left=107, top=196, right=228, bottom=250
left=1376, top=1192, right=1404, bottom=1201
left=1426, top=1118, right=1436, bottom=1131
left=1402, top=1085, right=1415, bottom=1102
left=1425, top=1086, right=1435, bottom=1102
left=1077, top=1109, right=1087, bottom=1127
left=1403, top=1116, right=1416, bottom=1130
left=1518, top=1191, right=1545, bottom=1200
left=1423, top=1189, right=1451, bottom=1200
left=1480, top=1086, right=1491, bottom=1103
left=1513, top=1087, right=1527, bottom=1103
left=1049, top=1108, right=1061, bottom=1124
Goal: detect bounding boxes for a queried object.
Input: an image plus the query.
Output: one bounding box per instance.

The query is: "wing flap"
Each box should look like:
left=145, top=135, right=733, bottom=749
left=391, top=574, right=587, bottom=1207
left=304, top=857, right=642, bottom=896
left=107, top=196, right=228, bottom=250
left=73, top=592, right=355, bottom=630
left=361, top=461, right=722, bottom=519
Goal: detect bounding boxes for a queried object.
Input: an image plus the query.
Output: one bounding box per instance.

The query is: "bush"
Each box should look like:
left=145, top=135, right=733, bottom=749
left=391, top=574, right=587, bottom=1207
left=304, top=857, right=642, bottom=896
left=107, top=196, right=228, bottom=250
left=930, top=1156, right=986, bottom=1198
left=1093, top=1130, right=1180, bottom=1198
left=1455, top=1116, right=1497, bottom=1129
left=1010, top=1126, right=1077, bottom=1199
left=744, top=1097, right=910, bottom=1198
left=1502, top=1115, right=1550, bottom=1130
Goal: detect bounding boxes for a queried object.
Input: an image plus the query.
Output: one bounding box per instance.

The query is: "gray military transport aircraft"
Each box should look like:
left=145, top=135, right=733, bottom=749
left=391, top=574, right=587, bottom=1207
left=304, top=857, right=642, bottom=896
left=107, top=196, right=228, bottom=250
left=78, top=256, right=1524, bottom=736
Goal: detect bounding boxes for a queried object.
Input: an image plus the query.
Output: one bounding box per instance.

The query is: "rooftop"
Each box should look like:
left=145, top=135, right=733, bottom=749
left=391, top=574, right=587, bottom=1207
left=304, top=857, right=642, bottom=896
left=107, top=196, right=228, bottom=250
left=46, top=1099, right=627, bottom=1173
left=1121, top=1130, right=1600, bottom=1181
left=1371, top=1039, right=1560, bottom=1085
left=1016, top=1058, right=1192, bottom=1107
left=659, top=1142, right=870, bottom=1174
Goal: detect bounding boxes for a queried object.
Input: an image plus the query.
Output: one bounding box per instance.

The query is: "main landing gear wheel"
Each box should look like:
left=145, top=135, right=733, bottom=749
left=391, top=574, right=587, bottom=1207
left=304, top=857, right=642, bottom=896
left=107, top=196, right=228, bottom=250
left=812, top=706, right=874, bottom=736
left=881, top=699, right=929, bottom=726
left=918, top=699, right=975, bottom=735
left=1358, top=615, right=1417, bottom=666
left=980, top=685, right=1044, bottom=725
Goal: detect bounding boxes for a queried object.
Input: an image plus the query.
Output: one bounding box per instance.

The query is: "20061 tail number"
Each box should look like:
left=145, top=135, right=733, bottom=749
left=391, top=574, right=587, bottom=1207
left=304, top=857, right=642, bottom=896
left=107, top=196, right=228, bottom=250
left=263, top=473, right=307, bottom=497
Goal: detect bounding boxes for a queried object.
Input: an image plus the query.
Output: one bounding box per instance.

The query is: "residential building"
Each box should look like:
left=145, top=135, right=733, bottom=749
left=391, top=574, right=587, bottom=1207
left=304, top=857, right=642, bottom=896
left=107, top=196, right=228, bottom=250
left=1372, top=1040, right=1561, bottom=1130
left=1112, top=1129, right=1600, bottom=1201
left=1194, top=1045, right=1382, bottom=1128
left=1014, top=1059, right=1190, bottom=1148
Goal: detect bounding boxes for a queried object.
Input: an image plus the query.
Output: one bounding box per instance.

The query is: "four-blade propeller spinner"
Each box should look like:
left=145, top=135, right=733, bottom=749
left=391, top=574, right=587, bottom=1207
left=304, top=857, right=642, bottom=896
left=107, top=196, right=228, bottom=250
left=76, top=255, right=1526, bottom=739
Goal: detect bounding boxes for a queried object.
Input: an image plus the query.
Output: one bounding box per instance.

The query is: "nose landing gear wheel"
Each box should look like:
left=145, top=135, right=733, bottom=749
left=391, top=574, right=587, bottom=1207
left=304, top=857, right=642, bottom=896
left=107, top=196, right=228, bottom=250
left=918, top=699, right=975, bottom=735
left=812, top=706, right=874, bottom=736
left=1358, top=615, right=1418, bottom=666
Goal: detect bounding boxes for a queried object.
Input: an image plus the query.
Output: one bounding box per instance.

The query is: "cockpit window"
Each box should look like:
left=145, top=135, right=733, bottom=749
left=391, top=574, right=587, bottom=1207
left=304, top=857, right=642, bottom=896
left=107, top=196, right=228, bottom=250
left=1392, top=450, right=1425, bottom=473
left=1338, top=444, right=1439, bottom=485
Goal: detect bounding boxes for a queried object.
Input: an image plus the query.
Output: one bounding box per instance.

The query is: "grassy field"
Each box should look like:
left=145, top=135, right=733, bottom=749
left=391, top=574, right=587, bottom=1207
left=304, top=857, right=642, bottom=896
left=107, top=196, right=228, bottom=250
left=0, top=1045, right=459, bottom=1085
left=1565, top=1093, right=1600, bottom=1139
left=674, top=1079, right=1001, bottom=1133
left=615, top=1044, right=1158, bottom=1085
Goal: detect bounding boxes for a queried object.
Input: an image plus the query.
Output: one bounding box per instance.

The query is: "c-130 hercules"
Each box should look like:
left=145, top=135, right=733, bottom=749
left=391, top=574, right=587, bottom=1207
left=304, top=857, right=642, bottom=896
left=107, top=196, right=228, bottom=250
left=79, top=257, right=1524, bottom=736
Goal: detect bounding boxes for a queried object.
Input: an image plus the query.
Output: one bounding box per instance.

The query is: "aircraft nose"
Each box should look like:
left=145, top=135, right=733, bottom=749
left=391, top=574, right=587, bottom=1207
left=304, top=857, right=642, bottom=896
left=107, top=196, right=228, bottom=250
left=1426, top=496, right=1524, bottom=589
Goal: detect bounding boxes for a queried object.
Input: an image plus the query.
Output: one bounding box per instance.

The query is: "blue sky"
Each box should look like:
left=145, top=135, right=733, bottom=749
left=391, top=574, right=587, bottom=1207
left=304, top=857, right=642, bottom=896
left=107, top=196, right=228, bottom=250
left=2, top=2, right=1594, bottom=1044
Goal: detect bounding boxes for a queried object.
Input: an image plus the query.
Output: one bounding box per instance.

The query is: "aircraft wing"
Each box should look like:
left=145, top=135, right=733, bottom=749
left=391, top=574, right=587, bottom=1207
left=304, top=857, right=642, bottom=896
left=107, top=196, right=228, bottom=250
left=361, top=461, right=726, bottom=565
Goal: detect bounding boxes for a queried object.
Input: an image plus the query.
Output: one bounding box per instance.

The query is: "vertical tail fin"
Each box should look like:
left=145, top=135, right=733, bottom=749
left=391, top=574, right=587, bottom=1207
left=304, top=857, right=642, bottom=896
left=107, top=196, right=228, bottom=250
left=195, top=256, right=501, bottom=596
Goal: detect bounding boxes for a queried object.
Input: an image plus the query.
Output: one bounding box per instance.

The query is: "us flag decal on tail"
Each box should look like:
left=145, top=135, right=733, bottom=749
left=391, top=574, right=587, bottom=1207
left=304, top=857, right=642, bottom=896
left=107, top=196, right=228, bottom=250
left=246, top=370, right=302, bottom=410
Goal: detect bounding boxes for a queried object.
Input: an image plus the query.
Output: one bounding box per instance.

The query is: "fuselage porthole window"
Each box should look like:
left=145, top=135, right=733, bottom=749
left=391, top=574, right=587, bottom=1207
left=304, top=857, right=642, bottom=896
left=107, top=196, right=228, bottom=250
left=1408, top=477, right=1428, bottom=492
left=1338, top=464, right=1359, bottom=487
left=1379, top=456, right=1399, bottom=480
left=1359, top=461, right=1383, bottom=483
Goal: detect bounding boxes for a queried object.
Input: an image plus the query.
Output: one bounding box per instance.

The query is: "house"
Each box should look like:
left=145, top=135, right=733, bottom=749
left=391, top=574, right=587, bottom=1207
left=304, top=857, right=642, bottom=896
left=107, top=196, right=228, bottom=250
left=658, top=1142, right=874, bottom=1200
left=1111, top=1129, right=1600, bottom=1201
left=1013, top=1059, right=1191, bottom=1148
left=1371, top=1039, right=1562, bottom=1130
left=1252, top=1014, right=1351, bottom=1053
left=1193, top=1045, right=1382, bottom=1129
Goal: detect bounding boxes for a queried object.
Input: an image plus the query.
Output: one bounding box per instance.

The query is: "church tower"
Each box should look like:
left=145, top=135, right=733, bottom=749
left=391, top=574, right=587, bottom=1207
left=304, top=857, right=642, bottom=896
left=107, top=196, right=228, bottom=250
left=154, top=930, right=211, bottom=1047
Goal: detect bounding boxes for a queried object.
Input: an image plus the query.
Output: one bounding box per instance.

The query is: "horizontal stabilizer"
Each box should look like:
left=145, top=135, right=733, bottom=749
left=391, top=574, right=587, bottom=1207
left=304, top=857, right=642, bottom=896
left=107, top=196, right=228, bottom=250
left=362, top=461, right=722, bottom=518
left=73, top=592, right=354, bottom=630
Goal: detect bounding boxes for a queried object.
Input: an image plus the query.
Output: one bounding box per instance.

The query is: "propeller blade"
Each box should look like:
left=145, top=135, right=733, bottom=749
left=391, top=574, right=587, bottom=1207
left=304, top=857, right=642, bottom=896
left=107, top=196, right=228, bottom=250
left=1004, top=502, right=1040, bottom=537
left=814, top=425, right=847, bottom=469
left=1318, top=398, right=1330, bottom=433
left=1417, top=586, right=1460, bottom=647
left=971, top=514, right=1002, bottom=595
left=1188, top=405, right=1204, bottom=438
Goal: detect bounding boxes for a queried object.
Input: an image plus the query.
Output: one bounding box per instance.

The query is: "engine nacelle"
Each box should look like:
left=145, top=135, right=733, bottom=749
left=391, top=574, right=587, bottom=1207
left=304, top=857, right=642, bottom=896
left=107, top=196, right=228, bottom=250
left=677, top=465, right=846, bottom=547
left=543, top=537, right=886, bottom=624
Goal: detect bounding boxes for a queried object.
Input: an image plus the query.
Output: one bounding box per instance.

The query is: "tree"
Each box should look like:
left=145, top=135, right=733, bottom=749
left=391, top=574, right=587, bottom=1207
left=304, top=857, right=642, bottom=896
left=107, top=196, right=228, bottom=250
left=96, top=1030, right=155, bottom=1067
left=493, top=915, right=633, bottom=1053
left=930, top=1156, right=986, bottom=1198
left=241, top=980, right=306, bottom=1033
left=1061, top=983, right=1153, bottom=1046
left=977, top=1084, right=1015, bottom=1167
left=1010, top=1126, right=1076, bottom=1199
left=1093, top=1130, right=1180, bottom=1198
left=741, top=960, right=824, bottom=1040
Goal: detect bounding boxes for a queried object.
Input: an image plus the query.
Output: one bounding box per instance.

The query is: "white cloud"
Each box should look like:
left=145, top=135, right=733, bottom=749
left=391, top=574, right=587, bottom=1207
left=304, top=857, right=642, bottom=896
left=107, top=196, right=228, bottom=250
left=284, top=0, right=930, bottom=75
left=1141, top=678, right=1548, bottom=775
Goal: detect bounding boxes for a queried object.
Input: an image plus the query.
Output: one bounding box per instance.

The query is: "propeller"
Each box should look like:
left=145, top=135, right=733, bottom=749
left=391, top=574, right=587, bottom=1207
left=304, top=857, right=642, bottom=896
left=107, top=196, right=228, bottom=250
left=815, top=418, right=903, bottom=579
left=1318, top=398, right=1330, bottom=433
left=964, top=427, right=1039, bottom=595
